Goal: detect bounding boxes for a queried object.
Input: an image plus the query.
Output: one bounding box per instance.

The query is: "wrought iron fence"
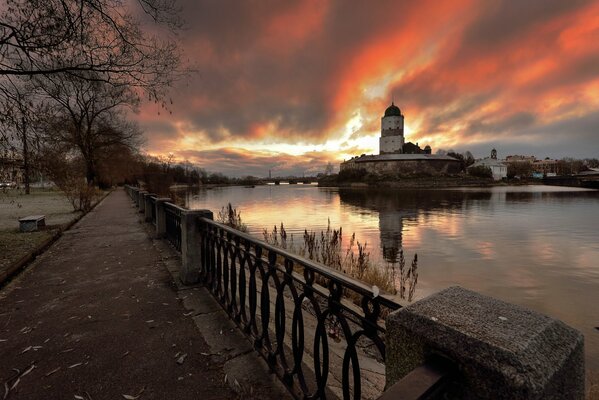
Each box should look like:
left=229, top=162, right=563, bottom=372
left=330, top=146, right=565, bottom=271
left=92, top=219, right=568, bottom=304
left=164, top=202, right=182, bottom=251
left=197, top=217, right=401, bottom=400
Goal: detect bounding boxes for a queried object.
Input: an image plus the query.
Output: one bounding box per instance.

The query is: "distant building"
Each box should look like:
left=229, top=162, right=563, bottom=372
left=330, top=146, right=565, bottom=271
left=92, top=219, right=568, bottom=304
left=468, top=149, right=507, bottom=180
left=532, top=158, right=558, bottom=176
left=505, top=155, right=536, bottom=163
left=340, top=103, right=460, bottom=176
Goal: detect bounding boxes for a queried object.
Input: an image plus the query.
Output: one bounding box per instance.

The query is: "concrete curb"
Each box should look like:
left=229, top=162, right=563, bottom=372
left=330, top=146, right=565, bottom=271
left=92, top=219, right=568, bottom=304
left=0, top=189, right=112, bottom=288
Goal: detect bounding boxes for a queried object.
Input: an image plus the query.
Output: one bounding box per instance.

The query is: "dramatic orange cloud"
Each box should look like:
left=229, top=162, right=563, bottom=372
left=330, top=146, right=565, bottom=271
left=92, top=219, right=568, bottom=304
left=136, top=0, right=599, bottom=177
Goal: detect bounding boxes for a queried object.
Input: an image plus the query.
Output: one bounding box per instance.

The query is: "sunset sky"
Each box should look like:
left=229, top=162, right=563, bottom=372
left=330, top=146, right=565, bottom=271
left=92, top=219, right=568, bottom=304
left=136, top=0, right=599, bottom=177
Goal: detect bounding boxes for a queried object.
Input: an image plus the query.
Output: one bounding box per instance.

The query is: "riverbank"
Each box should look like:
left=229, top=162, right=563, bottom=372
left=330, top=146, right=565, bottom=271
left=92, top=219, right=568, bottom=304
left=317, top=174, right=537, bottom=188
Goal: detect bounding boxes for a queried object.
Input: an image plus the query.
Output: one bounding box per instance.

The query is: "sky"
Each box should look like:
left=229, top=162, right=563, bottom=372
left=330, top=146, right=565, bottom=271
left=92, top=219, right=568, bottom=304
left=135, top=0, right=599, bottom=177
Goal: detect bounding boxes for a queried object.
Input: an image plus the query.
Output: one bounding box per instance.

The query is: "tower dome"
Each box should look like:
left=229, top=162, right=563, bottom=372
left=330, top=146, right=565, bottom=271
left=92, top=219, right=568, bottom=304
left=384, top=102, right=402, bottom=117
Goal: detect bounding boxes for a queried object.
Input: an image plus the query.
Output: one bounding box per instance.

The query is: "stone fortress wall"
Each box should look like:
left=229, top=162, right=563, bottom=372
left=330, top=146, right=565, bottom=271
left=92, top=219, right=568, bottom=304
left=340, top=155, right=461, bottom=176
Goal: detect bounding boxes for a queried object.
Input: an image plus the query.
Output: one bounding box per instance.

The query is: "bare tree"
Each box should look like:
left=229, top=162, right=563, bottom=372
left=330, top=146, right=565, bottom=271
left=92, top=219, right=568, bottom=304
left=38, top=72, right=142, bottom=184
left=0, top=77, right=39, bottom=193
left=0, top=0, right=184, bottom=100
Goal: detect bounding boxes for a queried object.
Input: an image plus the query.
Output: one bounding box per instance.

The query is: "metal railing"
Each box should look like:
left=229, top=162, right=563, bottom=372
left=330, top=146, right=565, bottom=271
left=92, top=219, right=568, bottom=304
left=123, top=185, right=457, bottom=399
left=377, top=357, right=454, bottom=400
left=197, top=217, right=401, bottom=400
left=164, top=202, right=182, bottom=251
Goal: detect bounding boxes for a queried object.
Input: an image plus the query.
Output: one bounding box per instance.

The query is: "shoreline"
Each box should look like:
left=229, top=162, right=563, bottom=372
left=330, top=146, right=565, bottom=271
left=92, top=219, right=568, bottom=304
left=316, top=177, right=537, bottom=189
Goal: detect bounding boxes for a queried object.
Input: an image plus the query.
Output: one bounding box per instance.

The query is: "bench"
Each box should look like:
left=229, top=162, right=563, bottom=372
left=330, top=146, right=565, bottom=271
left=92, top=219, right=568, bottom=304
left=19, top=215, right=46, bottom=232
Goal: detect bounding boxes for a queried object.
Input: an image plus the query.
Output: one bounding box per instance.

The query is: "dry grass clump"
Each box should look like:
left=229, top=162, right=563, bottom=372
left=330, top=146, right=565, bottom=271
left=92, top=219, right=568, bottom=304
left=217, top=203, right=419, bottom=303
left=263, top=219, right=419, bottom=302
left=217, top=203, right=248, bottom=233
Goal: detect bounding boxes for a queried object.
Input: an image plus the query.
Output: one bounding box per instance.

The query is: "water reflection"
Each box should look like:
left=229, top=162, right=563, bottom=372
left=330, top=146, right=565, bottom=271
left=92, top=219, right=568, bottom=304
left=184, top=185, right=599, bottom=381
left=338, top=189, right=495, bottom=263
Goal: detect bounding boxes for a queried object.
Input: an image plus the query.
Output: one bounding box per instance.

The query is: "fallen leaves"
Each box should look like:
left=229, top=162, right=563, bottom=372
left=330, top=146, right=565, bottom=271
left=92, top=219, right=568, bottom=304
left=44, top=367, right=61, bottom=377
left=174, top=351, right=188, bottom=365
left=3, top=363, right=35, bottom=399
left=20, top=345, right=43, bottom=354
left=122, top=386, right=145, bottom=399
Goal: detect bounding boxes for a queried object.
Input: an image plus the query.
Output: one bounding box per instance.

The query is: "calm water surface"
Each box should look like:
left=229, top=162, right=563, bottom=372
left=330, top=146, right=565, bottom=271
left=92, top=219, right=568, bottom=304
left=185, top=184, right=599, bottom=379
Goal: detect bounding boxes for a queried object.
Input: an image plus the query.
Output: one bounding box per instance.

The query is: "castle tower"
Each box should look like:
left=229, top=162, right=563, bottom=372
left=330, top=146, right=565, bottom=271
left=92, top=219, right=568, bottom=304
left=379, top=102, right=405, bottom=154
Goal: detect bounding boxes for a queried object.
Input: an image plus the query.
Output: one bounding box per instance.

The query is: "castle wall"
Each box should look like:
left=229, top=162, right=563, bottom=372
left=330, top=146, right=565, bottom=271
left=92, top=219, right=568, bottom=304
left=340, top=158, right=461, bottom=176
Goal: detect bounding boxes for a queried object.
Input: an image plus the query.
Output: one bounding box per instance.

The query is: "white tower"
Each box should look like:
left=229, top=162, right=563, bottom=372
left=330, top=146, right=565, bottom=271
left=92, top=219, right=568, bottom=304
left=379, top=102, right=405, bottom=154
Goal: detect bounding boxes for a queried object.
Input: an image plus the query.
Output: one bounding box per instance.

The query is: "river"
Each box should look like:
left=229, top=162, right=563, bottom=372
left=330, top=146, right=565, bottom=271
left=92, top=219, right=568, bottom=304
left=184, top=184, right=599, bottom=383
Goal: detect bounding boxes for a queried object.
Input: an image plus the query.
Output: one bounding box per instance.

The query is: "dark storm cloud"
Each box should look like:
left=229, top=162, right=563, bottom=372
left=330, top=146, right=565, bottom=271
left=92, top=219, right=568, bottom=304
left=453, top=111, right=599, bottom=158
left=462, top=0, right=590, bottom=50
left=465, top=112, right=537, bottom=137
left=136, top=0, right=599, bottom=173
left=160, top=0, right=431, bottom=143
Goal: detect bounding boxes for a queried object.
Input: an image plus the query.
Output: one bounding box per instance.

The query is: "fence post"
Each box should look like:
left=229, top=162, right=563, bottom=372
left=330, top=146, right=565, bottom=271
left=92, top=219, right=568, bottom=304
left=138, top=191, right=147, bottom=213
left=154, top=198, right=171, bottom=237
left=180, top=209, right=213, bottom=285
left=384, top=286, right=584, bottom=399
left=144, top=194, right=155, bottom=222
left=131, top=188, right=139, bottom=206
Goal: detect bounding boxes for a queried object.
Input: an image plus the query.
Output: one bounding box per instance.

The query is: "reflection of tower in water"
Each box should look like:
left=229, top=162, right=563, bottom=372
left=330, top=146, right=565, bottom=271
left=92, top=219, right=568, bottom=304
left=378, top=209, right=416, bottom=263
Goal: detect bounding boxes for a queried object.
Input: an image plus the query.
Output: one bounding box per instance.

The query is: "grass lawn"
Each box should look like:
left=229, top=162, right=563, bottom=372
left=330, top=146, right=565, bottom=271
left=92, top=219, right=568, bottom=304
left=0, top=188, right=81, bottom=278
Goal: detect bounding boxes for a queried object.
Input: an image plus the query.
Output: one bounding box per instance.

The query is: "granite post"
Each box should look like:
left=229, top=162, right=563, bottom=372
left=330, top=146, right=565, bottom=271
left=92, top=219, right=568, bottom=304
left=154, top=198, right=172, bottom=237
left=144, top=194, right=155, bottom=222
left=385, top=286, right=584, bottom=400
left=131, top=188, right=139, bottom=206
left=138, top=191, right=147, bottom=213
left=180, top=209, right=213, bottom=285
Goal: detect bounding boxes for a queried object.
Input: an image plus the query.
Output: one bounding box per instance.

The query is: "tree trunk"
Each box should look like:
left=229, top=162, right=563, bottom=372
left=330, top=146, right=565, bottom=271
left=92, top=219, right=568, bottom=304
left=21, top=116, right=30, bottom=194
left=85, top=158, right=96, bottom=186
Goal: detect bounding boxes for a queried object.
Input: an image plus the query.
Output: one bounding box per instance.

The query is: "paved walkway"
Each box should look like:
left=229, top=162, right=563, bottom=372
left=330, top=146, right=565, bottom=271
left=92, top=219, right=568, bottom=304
left=0, top=190, right=282, bottom=399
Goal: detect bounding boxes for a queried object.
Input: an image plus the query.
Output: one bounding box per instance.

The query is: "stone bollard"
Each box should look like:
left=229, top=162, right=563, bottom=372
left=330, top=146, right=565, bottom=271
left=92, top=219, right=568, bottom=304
left=138, top=191, right=147, bottom=213
left=154, top=198, right=172, bottom=237
left=144, top=194, right=155, bottom=222
left=131, top=188, right=139, bottom=205
left=385, top=286, right=584, bottom=400
left=180, top=209, right=213, bottom=285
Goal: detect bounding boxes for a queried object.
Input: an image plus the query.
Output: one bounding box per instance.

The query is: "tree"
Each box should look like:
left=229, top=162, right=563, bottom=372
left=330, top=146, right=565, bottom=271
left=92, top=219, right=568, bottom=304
left=95, top=144, right=142, bottom=187
left=325, top=162, right=334, bottom=175
left=464, top=151, right=475, bottom=168
left=447, top=151, right=466, bottom=172
left=0, top=78, right=39, bottom=193
left=506, top=162, right=533, bottom=179
left=0, top=0, right=183, bottom=100
left=468, top=165, right=493, bottom=179
left=39, top=72, right=142, bottom=185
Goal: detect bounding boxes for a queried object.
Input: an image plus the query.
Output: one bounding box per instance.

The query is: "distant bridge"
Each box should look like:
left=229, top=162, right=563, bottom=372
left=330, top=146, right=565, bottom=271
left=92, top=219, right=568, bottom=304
left=263, top=179, right=319, bottom=185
